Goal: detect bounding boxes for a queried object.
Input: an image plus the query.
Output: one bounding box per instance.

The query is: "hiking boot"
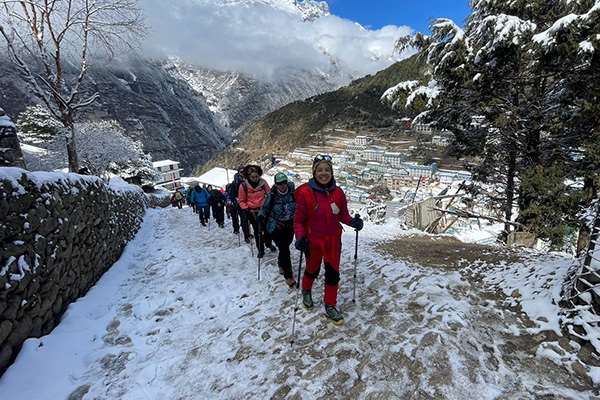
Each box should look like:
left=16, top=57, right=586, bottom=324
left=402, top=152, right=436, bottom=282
left=285, top=277, right=296, bottom=288
left=267, top=244, right=277, bottom=252
left=302, top=289, right=313, bottom=309
left=233, top=230, right=239, bottom=235
left=244, top=237, right=251, bottom=244
left=257, top=250, right=265, bottom=259
left=324, top=305, right=344, bottom=325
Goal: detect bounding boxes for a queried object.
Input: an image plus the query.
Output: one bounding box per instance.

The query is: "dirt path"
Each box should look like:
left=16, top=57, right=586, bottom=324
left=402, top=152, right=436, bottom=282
left=1, top=207, right=595, bottom=400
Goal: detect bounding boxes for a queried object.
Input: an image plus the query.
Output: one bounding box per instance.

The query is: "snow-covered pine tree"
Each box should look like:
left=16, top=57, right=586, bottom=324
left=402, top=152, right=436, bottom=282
left=16, top=105, right=64, bottom=145
left=387, top=0, right=599, bottom=246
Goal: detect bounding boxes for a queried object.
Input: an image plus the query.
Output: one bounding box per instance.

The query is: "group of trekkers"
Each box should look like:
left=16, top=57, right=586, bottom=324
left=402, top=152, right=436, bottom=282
left=185, top=184, right=227, bottom=228
left=185, top=155, right=364, bottom=324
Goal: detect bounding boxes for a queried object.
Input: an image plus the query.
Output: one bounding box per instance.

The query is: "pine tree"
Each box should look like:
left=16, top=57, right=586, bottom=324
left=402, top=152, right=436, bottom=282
left=386, top=0, right=600, bottom=245
left=16, top=105, right=64, bottom=145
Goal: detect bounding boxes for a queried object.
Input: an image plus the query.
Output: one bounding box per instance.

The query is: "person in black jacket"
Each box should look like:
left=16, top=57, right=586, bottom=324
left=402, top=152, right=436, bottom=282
left=209, top=185, right=226, bottom=228
left=227, top=166, right=249, bottom=238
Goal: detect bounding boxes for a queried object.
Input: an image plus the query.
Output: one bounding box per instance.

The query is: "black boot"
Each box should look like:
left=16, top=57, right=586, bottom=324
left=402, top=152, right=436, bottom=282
left=302, top=289, right=313, bottom=309
left=324, top=305, right=344, bottom=325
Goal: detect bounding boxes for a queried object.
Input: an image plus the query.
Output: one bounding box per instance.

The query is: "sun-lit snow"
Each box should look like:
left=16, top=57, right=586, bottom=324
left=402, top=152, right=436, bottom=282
left=0, top=207, right=594, bottom=398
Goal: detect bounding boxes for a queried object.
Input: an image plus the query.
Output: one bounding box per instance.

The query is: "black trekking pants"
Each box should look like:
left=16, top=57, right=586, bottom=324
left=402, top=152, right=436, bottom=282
left=247, top=211, right=265, bottom=255
left=230, top=203, right=241, bottom=233
left=272, top=223, right=294, bottom=279
left=239, top=206, right=251, bottom=240
left=212, top=204, right=225, bottom=226
left=199, top=206, right=210, bottom=224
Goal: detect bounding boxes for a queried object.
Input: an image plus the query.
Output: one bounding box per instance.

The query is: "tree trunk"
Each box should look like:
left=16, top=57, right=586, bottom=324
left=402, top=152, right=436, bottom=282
left=504, top=144, right=517, bottom=238
left=66, top=124, right=79, bottom=172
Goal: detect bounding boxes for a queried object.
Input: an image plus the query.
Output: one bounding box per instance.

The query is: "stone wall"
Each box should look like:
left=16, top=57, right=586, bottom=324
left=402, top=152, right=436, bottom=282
left=0, top=169, right=146, bottom=374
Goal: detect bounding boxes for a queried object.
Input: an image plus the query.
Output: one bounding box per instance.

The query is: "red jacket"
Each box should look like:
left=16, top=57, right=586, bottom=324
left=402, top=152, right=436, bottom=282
left=294, top=179, right=352, bottom=239
left=238, top=178, right=270, bottom=210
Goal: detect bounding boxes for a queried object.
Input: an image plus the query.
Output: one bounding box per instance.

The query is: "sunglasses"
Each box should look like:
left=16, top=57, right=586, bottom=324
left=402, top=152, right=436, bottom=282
left=314, top=154, right=332, bottom=162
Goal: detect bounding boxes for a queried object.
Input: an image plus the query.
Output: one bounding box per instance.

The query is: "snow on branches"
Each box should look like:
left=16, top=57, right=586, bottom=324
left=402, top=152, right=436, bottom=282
left=19, top=118, right=156, bottom=183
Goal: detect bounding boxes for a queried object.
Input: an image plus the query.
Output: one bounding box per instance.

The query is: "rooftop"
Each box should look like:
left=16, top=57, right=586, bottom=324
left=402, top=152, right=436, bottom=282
left=152, top=160, right=179, bottom=168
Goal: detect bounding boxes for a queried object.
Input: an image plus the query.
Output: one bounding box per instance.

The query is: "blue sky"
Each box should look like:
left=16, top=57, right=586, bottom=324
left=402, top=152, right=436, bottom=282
left=326, top=0, right=472, bottom=33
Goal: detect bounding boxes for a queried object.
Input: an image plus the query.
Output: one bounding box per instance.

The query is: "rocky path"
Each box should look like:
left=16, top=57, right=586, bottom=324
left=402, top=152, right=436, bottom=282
left=0, top=207, right=595, bottom=399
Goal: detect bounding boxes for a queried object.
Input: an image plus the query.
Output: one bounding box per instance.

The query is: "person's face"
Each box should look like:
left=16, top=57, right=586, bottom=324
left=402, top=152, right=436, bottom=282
left=276, top=181, right=287, bottom=191
left=249, top=170, right=259, bottom=181
left=314, top=163, right=332, bottom=185
left=207, top=185, right=212, bottom=191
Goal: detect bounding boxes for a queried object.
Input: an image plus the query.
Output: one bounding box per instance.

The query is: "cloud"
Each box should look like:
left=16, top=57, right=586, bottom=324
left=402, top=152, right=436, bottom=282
left=141, top=0, right=414, bottom=80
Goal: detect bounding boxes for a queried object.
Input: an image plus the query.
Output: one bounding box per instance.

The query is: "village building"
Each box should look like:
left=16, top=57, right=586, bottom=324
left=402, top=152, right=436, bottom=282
left=437, top=169, right=472, bottom=183
left=412, top=123, right=434, bottom=135
left=355, top=135, right=369, bottom=146
left=152, top=159, right=183, bottom=191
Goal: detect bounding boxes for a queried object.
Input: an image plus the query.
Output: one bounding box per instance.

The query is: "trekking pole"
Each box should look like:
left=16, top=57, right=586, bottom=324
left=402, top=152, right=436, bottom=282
left=290, top=251, right=304, bottom=346
left=256, top=218, right=262, bottom=280
left=352, top=213, right=360, bottom=304
left=237, top=231, right=241, bottom=247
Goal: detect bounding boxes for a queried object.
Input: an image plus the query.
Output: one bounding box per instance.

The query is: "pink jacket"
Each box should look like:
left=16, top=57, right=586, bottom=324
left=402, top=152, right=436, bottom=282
left=238, top=179, right=270, bottom=210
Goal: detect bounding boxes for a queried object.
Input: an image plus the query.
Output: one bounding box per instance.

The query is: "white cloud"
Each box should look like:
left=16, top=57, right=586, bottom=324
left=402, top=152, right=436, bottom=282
left=141, top=0, right=414, bottom=79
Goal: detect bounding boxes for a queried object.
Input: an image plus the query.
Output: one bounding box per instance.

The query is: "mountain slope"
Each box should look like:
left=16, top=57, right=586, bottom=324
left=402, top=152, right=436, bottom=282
left=203, top=54, right=427, bottom=170
left=0, top=58, right=230, bottom=174
left=164, top=60, right=340, bottom=134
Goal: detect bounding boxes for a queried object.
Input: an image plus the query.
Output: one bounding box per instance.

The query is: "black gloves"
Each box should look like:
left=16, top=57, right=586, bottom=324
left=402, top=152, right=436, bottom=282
left=349, top=216, right=364, bottom=231
left=295, top=237, right=309, bottom=256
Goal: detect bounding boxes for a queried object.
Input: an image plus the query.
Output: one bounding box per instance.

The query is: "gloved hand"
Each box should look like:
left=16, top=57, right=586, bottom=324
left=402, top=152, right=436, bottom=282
left=294, top=237, right=309, bottom=256
left=349, top=215, right=363, bottom=231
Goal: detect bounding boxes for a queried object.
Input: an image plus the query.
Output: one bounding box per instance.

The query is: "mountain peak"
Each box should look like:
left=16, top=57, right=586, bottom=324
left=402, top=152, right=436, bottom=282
left=218, top=0, right=329, bottom=20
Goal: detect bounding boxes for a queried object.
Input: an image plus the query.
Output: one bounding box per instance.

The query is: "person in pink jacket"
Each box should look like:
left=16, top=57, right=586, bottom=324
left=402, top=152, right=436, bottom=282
left=238, top=164, right=270, bottom=257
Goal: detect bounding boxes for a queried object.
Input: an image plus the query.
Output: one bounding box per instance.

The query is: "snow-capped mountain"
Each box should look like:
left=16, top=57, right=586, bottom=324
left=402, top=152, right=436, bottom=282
left=214, top=0, right=329, bottom=20
left=164, top=59, right=347, bottom=134
left=141, top=0, right=411, bottom=133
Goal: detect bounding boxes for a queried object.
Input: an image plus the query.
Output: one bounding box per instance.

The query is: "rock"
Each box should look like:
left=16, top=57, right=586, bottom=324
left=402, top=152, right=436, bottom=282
left=270, top=385, right=291, bottom=400
left=67, top=384, right=91, bottom=400
left=6, top=315, right=32, bottom=346
left=0, top=345, right=13, bottom=372
left=0, top=320, right=13, bottom=345
left=571, top=361, right=593, bottom=386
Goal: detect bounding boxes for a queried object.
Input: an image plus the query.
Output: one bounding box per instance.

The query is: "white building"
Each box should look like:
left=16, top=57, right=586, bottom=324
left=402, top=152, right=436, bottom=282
left=355, top=135, right=369, bottom=146
left=432, top=135, right=451, bottom=146
left=437, top=169, right=472, bottom=183
left=153, top=159, right=183, bottom=191
left=413, top=123, right=434, bottom=135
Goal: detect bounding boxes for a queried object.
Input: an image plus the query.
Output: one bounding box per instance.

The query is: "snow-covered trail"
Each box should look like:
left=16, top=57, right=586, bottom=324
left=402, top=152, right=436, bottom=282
left=0, top=207, right=594, bottom=399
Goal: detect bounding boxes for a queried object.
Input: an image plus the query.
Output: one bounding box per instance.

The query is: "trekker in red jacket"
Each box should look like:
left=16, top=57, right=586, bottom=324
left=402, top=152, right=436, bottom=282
left=293, top=154, right=363, bottom=324
left=238, top=164, right=271, bottom=257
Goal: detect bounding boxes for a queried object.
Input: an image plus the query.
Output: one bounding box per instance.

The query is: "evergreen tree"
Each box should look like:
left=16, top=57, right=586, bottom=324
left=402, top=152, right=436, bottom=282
left=386, top=0, right=600, bottom=245
left=16, top=105, right=64, bottom=144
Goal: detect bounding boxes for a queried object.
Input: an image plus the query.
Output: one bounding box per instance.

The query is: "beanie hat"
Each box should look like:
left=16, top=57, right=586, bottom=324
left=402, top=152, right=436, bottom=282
left=274, top=172, right=288, bottom=184
left=312, top=155, right=333, bottom=176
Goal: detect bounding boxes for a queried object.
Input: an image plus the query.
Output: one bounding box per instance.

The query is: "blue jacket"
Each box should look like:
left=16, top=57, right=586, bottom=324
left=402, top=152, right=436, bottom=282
left=192, top=188, right=210, bottom=207
left=259, top=182, right=296, bottom=234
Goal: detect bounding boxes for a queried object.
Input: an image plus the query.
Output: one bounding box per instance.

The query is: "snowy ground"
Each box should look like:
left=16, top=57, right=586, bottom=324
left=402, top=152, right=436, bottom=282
left=0, top=207, right=597, bottom=399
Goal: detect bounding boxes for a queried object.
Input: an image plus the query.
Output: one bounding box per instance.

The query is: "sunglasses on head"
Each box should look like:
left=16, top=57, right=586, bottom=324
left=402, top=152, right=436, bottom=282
left=314, top=154, right=332, bottom=162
